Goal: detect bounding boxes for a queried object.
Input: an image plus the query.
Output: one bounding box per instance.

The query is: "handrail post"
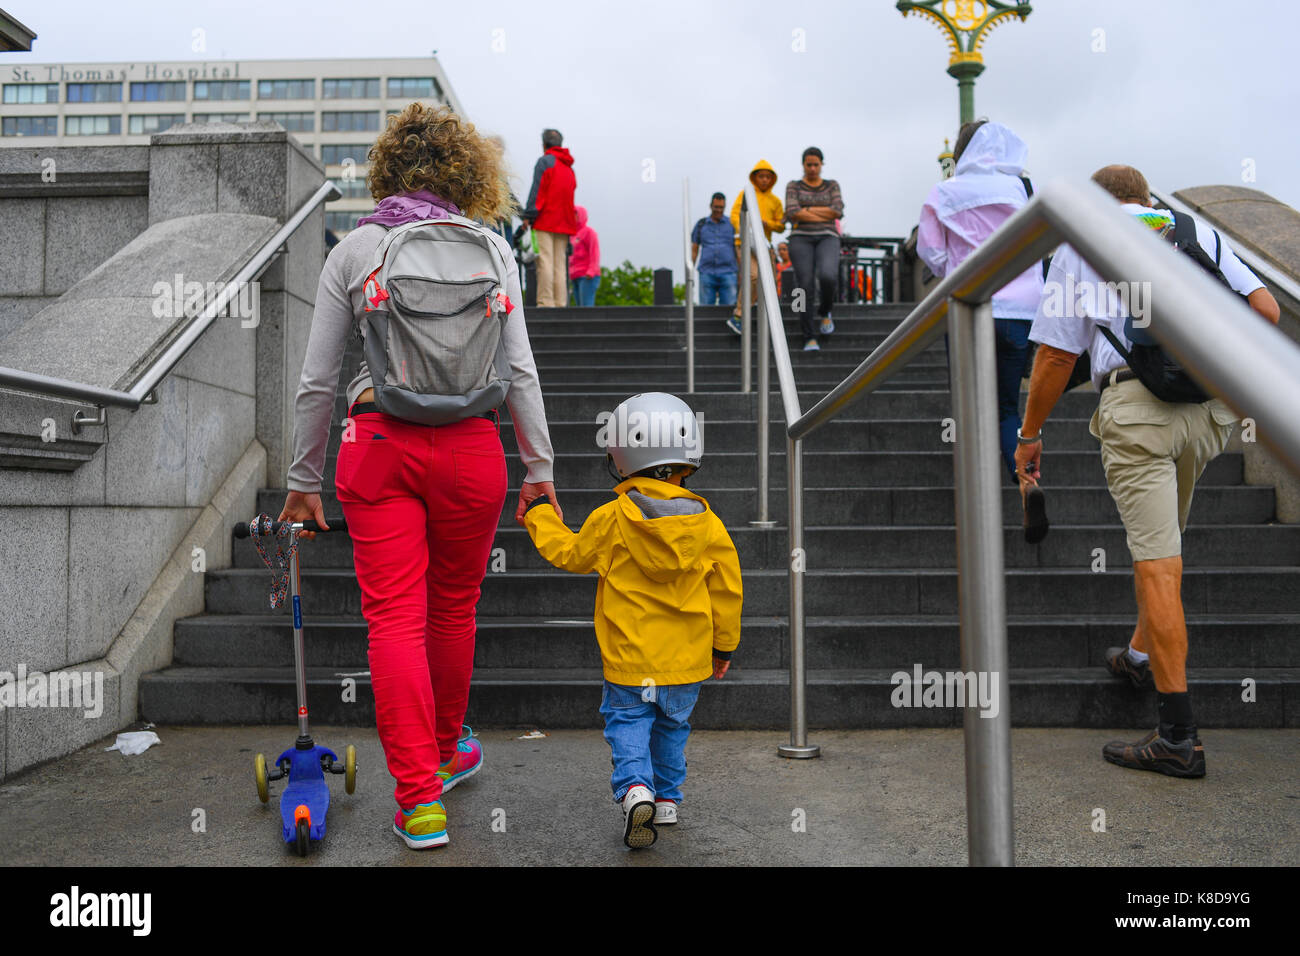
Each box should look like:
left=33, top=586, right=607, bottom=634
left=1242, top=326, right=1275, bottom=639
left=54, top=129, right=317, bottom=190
left=778, top=434, right=818, bottom=758
left=947, top=297, right=1013, bottom=866
left=682, top=178, right=695, bottom=394
left=740, top=198, right=752, bottom=393
left=752, top=272, right=775, bottom=528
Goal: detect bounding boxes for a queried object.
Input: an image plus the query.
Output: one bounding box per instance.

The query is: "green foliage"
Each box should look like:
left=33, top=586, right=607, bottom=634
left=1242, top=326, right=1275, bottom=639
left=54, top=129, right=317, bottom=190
left=585, top=261, right=686, bottom=306
left=593, top=260, right=655, bottom=307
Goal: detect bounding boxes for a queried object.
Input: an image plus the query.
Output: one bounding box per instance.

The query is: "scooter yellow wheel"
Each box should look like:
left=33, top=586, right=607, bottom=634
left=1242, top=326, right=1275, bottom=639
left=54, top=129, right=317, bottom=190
left=344, top=745, right=357, bottom=794
left=254, top=753, right=269, bottom=803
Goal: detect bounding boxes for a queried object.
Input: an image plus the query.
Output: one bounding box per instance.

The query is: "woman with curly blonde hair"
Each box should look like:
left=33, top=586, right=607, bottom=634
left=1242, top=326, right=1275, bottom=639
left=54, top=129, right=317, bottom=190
left=280, top=102, right=560, bottom=850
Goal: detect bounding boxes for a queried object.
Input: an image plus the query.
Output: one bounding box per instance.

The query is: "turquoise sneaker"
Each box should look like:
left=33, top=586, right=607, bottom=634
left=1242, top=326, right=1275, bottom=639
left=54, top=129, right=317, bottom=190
left=438, top=737, right=483, bottom=794
left=393, top=800, right=448, bottom=849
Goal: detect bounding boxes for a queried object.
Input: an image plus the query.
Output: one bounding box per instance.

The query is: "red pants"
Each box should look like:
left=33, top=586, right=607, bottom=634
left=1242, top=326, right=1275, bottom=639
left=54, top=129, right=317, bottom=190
left=335, top=404, right=507, bottom=809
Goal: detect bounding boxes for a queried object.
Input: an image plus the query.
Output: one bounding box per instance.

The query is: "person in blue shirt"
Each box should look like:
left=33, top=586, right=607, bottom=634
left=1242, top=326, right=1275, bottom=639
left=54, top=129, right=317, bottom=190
left=690, top=192, right=739, bottom=306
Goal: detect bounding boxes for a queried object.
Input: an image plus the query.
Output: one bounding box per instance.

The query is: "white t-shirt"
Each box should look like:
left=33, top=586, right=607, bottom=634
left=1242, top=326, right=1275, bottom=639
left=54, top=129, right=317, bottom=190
left=1029, top=203, right=1265, bottom=390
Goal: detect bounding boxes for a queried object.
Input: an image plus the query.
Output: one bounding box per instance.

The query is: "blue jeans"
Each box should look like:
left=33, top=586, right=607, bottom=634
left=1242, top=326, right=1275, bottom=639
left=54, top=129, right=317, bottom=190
left=572, top=275, right=601, bottom=307
left=942, top=318, right=1034, bottom=479
left=995, top=319, right=1033, bottom=478
left=699, top=270, right=738, bottom=307
left=599, top=679, right=703, bottom=803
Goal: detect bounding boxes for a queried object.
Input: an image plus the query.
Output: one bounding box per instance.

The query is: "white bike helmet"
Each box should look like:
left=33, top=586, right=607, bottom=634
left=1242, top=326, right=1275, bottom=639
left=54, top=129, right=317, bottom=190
left=602, top=392, right=703, bottom=480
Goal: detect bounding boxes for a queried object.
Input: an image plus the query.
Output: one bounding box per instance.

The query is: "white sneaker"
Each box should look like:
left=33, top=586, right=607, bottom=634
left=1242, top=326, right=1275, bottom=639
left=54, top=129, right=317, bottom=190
left=803, top=338, right=820, bottom=352
left=621, top=785, right=657, bottom=848
left=654, top=799, right=678, bottom=825
left=820, top=314, right=835, bottom=335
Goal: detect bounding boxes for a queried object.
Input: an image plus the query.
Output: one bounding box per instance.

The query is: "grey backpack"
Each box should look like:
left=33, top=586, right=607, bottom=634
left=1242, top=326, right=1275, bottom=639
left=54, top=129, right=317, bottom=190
left=360, top=215, right=514, bottom=424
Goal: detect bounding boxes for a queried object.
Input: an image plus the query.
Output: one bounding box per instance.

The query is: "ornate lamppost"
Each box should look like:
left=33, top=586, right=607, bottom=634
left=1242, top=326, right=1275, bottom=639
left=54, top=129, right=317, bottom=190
left=897, top=0, right=1033, bottom=126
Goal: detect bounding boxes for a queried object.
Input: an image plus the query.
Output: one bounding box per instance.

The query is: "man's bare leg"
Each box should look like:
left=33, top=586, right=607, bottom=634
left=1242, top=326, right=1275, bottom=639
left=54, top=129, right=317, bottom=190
left=1133, top=555, right=1187, bottom=693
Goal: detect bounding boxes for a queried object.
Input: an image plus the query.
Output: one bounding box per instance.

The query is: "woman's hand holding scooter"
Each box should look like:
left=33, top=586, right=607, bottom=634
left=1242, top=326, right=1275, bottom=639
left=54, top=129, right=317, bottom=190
left=279, top=490, right=329, bottom=541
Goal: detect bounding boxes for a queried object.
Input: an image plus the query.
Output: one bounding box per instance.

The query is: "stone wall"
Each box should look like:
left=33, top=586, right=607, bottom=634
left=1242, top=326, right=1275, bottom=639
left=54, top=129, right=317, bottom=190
left=0, top=124, right=328, bottom=778
left=1174, top=186, right=1300, bottom=522
left=0, top=146, right=149, bottom=341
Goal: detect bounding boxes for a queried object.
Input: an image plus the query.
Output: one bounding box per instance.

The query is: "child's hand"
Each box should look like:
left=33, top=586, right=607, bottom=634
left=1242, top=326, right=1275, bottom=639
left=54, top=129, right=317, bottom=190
left=516, top=481, right=561, bottom=526
left=712, top=657, right=730, bottom=679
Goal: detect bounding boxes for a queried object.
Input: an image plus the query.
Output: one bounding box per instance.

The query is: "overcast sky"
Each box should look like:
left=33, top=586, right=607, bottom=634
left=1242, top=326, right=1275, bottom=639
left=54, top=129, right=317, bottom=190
left=8, top=0, right=1298, bottom=272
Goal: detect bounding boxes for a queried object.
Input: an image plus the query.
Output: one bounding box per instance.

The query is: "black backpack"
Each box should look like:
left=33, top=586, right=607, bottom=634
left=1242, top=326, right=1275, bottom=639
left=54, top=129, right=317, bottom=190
left=1097, top=211, right=1240, bottom=404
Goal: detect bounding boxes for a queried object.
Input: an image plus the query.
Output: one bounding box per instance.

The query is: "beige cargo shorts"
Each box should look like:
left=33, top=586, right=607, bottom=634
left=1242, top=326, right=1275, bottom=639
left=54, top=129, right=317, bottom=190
left=1089, top=374, right=1238, bottom=561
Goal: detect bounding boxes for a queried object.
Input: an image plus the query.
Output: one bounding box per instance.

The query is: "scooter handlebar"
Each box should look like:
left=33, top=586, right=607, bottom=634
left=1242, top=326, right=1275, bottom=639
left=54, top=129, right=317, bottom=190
left=233, top=516, right=348, bottom=538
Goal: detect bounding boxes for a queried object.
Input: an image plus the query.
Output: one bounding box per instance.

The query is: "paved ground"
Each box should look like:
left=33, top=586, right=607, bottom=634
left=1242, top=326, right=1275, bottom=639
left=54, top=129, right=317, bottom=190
left=0, top=725, right=1295, bottom=866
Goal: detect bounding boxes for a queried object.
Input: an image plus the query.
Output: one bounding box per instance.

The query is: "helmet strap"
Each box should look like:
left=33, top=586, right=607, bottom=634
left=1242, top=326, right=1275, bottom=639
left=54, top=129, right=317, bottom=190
left=605, top=454, right=625, bottom=484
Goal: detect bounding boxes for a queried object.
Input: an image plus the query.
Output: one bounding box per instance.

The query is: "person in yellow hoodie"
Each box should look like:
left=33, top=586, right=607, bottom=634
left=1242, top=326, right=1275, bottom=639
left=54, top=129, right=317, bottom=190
left=521, top=392, right=742, bottom=849
left=727, top=159, right=785, bottom=333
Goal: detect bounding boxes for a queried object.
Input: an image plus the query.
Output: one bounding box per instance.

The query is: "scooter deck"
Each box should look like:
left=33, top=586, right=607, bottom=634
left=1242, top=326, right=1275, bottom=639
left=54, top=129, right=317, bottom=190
left=277, top=745, right=337, bottom=843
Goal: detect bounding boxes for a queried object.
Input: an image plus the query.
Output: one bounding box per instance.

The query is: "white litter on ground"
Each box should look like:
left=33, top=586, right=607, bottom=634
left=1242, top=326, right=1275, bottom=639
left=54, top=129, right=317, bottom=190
left=105, top=731, right=161, bottom=755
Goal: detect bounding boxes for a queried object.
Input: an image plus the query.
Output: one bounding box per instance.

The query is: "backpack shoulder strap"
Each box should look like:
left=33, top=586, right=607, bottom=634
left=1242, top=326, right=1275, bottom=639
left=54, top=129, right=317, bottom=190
left=1171, top=210, right=1198, bottom=250
left=1018, top=176, right=1049, bottom=279
left=1097, top=323, right=1133, bottom=362
left=1171, top=210, right=1234, bottom=289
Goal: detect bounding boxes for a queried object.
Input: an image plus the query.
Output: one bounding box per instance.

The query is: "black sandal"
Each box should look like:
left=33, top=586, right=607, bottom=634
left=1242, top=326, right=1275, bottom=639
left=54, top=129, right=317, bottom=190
left=1023, top=483, right=1049, bottom=544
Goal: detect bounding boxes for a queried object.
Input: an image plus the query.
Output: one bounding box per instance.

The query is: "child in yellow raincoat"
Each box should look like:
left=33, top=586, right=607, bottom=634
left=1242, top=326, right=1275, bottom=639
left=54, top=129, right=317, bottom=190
left=521, top=392, right=742, bottom=849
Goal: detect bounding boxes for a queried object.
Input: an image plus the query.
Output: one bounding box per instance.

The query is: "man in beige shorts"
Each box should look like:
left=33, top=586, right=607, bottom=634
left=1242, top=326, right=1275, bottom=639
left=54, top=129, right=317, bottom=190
left=1015, top=165, right=1279, bottom=778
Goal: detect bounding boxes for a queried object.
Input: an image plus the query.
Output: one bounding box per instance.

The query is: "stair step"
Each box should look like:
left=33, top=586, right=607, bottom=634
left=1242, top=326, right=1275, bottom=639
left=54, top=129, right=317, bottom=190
left=173, top=613, right=1300, bottom=670
left=331, top=389, right=1107, bottom=421
left=254, top=485, right=1276, bottom=529
left=204, top=566, right=1300, bottom=617
left=313, top=449, right=1245, bottom=491
left=231, top=523, right=1300, bottom=571
left=325, top=416, right=1111, bottom=453
left=138, top=665, right=1300, bottom=729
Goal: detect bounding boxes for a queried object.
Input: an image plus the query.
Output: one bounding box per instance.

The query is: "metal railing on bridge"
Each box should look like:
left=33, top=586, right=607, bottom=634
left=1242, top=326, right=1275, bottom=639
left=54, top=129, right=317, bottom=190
left=734, top=176, right=1300, bottom=866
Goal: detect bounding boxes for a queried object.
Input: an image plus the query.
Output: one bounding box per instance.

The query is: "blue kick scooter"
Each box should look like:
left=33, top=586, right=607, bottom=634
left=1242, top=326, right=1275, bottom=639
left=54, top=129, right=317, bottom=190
left=234, top=514, right=357, bottom=856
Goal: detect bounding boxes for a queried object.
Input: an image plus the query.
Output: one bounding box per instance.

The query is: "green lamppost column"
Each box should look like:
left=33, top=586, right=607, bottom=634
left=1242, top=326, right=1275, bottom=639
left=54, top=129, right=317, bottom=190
left=949, top=60, right=984, bottom=125
left=897, top=0, right=1033, bottom=125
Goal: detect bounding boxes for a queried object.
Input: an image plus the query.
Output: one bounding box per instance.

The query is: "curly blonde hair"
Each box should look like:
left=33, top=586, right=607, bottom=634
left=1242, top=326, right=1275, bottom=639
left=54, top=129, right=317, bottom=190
left=366, top=103, right=515, bottom=221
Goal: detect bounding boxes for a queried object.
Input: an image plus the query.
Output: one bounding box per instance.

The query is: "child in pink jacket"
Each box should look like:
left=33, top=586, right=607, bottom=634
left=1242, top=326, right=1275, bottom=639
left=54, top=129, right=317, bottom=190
left=569, top=205, right=601, bottom=306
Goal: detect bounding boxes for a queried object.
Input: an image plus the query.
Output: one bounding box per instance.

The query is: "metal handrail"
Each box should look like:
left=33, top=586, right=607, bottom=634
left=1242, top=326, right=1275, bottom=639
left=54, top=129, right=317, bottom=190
left=780, top=177, right=1300, bottom=866
left=1152, top=188, right=1300, bottom=311
left=742, top=183, right=803, bottom=427
left=682, top=178, right=696, bottom=394
left=792, top=180, right=1300, bottom=464
left=740, top=182, right=817, bottom=759
left=0, top=180, right=341, bottom=413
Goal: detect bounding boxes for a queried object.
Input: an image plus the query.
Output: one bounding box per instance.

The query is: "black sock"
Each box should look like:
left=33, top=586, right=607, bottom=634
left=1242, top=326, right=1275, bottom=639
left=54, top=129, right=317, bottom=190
left=1157, top=692, right=1197, bottom=742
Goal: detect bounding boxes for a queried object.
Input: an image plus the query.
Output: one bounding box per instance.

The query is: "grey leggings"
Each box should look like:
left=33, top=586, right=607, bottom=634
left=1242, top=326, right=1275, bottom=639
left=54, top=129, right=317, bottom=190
left=788, top=233, right=840, bottom=339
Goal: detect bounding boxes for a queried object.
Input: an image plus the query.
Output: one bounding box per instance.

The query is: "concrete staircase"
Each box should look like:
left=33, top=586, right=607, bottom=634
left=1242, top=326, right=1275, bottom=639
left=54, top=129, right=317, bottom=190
left=140, top=304, right=1300, bottom=729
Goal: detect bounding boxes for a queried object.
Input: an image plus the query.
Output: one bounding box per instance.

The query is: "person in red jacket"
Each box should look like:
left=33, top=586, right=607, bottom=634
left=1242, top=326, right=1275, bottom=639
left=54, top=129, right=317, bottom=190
left=525, top=128, right=578, bottom=307
left=569, top=205, right=601, bottom=306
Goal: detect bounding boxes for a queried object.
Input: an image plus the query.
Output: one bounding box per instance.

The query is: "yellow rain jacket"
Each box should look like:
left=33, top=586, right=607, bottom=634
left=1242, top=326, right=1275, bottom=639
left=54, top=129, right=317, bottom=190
left=730, top=158, right=785, bottom=244
left=524, top=476, right=742, bottom=686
